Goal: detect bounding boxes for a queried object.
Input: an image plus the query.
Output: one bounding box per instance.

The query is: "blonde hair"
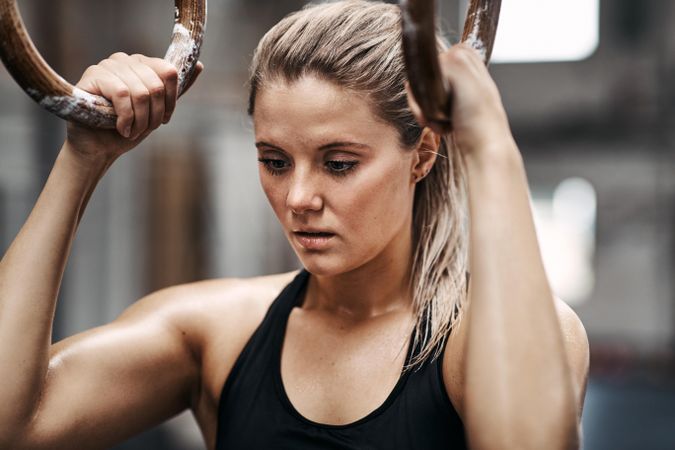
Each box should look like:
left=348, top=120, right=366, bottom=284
left=248, top=0, right=468, bottom=368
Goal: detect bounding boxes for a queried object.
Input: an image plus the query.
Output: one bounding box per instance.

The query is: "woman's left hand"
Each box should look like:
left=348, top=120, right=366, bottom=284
left=407, top=44, right=515, bottom=161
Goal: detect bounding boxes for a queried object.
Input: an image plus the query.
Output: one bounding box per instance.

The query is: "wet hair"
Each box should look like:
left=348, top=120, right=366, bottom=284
left=248, top=0, right=468, bottom=368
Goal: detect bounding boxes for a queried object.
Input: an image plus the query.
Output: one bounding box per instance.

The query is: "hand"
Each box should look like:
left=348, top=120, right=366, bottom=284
left=65, top=52, right=204, bottom=164
left=407, top=44, right=514, bottom=161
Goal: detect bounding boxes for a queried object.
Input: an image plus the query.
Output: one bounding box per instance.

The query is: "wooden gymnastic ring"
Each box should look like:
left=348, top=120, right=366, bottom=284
left=0, top=0, right=207, bottom=129
left=401, top=0, right=502, bottom=131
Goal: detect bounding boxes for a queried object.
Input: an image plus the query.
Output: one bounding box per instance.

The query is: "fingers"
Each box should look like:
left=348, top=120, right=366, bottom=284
left=437, top=44, right=498, bottom=100
left=132, top=54, right=179, bottom=124
left=126, top=58, right=167, bottom=131
left=405, top=42, right=507, bottom=150
left=101, top=56, right=153, bottom=139
left=75, top=52, right=183, bottom=139
left=406, top=44, right=493, bottom=132
left=77, top=64, right=135, bottom=138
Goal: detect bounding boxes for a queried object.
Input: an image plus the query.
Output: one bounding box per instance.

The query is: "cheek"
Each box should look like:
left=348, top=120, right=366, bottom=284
left=341, top=163, right=411, bottom=235
left=259, top=174, right=287, bottom=217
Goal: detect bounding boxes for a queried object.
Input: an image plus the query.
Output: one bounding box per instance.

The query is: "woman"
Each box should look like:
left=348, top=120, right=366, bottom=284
left=0, top=1, right=589, bottom=449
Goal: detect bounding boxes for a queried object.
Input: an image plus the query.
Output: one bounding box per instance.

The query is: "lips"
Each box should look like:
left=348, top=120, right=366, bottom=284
left=293, top=231, right=334, bottom=237
left=292, top=227, right=335, bottom=235
left=292, top=230, right=336, bottom=250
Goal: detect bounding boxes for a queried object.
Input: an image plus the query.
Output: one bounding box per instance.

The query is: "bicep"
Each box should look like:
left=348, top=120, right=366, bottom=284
left=20, top=297, right=199, bottom=449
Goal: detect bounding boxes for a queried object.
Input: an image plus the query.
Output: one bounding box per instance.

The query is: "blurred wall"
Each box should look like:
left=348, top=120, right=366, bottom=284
left=1, top=0, right=674, bottom=449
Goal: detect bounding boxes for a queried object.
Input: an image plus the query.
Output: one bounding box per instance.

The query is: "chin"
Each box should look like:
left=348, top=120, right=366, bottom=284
left=286, top=233, right=381, bottom=277
left=296, top=257, right=344, bottom=277
left=293, top=252, right=356, bottom=277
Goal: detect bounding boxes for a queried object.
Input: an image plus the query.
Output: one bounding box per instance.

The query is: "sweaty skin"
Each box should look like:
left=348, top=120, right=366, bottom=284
left=0, top=44, right=588, bottom=450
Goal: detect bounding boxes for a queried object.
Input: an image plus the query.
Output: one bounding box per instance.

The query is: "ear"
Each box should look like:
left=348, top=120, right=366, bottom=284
left=411, top=127, right=441, bottom=183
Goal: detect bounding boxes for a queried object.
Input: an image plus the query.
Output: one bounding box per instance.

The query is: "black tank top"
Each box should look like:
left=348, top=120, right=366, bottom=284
left=215, top=269, right=467, bottom=449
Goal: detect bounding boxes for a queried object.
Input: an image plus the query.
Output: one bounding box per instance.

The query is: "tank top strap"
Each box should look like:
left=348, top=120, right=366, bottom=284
left=264, top=268, right=311, bottom=336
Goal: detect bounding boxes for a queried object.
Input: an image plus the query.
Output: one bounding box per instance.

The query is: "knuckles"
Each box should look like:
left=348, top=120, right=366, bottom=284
left=161, top=65, right=178, bottom=82
left=147, top=83, right=166, bottom=97
left=132, top=89, right=151, bottom=104
left=112, top=87, right=131, bottom=100
left=83, top=65, right=99, bottom=76
left=110, top=52, right=129, bottom=61
left=80, top=52, right=177, bottom=133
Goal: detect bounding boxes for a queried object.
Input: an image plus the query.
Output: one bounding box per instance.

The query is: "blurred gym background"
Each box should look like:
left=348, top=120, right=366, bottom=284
left=0, top=0, right=673, bottom=449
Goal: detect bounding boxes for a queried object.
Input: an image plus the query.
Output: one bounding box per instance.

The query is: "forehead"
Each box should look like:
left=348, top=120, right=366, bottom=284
left=252, top=76, right=399, bottom=149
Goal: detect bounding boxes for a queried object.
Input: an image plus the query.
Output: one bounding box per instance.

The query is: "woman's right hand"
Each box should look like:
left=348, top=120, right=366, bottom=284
left=65, top=52, right=203, bottom=164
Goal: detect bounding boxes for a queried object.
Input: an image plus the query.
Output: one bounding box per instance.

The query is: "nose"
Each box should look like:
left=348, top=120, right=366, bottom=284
left=286, top=170, right=323, bottom=214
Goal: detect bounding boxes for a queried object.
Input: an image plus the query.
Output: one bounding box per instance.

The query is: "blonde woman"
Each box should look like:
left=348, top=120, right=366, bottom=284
left=0, top=1, right=589, bottom=449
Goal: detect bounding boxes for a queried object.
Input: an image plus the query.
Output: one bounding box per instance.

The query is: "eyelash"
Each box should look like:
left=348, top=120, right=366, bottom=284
left=257, top=158, right=359, bottom=177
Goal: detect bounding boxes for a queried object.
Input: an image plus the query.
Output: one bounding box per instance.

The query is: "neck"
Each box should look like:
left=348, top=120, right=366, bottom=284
left=302, top=225, right=415, bottom=320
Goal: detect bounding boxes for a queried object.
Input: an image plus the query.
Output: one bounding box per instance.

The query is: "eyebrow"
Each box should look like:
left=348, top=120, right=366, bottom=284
left=255, top=141, right=372, bottom=151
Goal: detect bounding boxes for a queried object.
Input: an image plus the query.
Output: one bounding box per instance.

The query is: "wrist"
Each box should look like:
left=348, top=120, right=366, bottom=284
left=59, top=140, right=115, bottom=181
left=62, top=139, right=116, bottom=169
left=462, top=137, right=523, bottom=174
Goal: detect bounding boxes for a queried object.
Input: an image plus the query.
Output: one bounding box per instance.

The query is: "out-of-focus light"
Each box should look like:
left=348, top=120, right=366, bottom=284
left=532, top=178, right=597, bottom=305
left=553, top=177, right=597, bottom=230
left=462, top=0, right=600, bottom=63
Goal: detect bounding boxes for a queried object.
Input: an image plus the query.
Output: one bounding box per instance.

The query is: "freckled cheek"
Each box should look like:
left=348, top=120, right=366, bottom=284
left=343, top=173, right=405, bottom=238
left=260, top=178, right=288, bottom=220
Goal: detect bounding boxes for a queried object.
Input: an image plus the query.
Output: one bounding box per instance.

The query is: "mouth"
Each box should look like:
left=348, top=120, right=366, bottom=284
left=293, top=231, right=335, bottom=237
left=292, top=231, right=336, bottom=250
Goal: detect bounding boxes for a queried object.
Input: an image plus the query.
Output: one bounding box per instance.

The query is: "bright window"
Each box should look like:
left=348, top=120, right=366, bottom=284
left=461, top=0, right=600, bottom=63
left=531, top=178, right=597, bottom=305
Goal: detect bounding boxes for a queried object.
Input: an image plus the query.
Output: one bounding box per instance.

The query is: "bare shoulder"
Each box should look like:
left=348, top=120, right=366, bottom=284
left=20, top=271, right=302, bottom=450
left=135, top=270, right=303, bottom=410
left=440, top=296, right=590, bottom=419
left=553, top=297, right=590, bottom=415
left=553, top=297, right=589, bottom=357
left=118, top=269, right=302, bottom=343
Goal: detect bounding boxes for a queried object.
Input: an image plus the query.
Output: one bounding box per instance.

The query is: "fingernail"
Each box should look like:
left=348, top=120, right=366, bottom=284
left=123, top=126, right=132, bottom=138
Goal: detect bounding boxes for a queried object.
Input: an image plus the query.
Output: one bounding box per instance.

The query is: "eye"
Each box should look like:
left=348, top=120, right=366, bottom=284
left=258, top=158, right=289, bottom=176
left=326, top=160, right=358, bottom=176
left=258, top=157, right=359, bottom=177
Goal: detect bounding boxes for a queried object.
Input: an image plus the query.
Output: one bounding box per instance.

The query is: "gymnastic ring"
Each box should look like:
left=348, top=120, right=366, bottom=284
left=0, top=0, right=207, bottom=129
left=400, top=0, right=501, bottom=132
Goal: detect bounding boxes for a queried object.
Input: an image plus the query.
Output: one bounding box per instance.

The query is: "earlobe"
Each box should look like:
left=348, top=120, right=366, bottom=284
left=413, top=168, right=430, bottom=183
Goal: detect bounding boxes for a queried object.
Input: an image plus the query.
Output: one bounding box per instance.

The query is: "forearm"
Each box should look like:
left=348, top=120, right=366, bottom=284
left=0, top=142, right=111, bottom=440
left=462, top=143, right=577, bottom=449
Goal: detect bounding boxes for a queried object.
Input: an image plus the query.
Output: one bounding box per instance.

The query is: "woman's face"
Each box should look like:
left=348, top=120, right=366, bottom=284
left=253, top=75, right=417, bottom=276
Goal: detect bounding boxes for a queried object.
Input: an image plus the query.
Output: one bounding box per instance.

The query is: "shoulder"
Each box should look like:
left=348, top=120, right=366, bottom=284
left=122, top=269, right=303, bottom=350
left=553, top=297, right=589, bottom=354
left=127, top=270, right=303, bottom=408
left=120, top=269, right=302, bottom=322
left=553, top=297, right=590, bottom=415
left=440, top=296, right=589, bottom=418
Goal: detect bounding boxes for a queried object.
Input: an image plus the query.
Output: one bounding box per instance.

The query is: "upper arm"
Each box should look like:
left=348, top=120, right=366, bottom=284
left=442, top=295, right=590, bottom=422
left=18, top=286, right=202, bottom=450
